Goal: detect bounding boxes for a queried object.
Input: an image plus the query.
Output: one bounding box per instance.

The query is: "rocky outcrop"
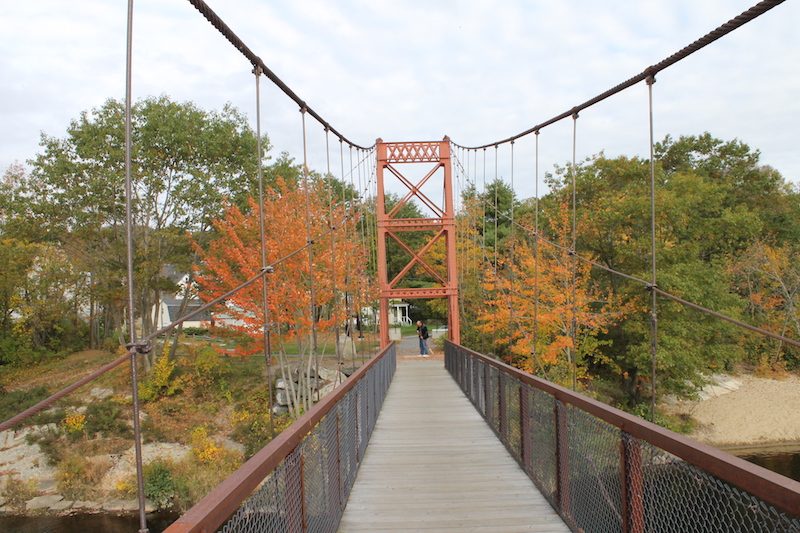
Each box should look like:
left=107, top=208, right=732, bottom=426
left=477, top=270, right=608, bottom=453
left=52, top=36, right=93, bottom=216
left=0, top=426, right=190, bottom=516
left=273, top=366, right=347, bottom=416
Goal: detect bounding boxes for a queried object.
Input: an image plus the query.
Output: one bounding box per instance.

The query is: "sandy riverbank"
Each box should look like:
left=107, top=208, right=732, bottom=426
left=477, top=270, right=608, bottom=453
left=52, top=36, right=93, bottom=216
left=669, top=374, right=800, bottom=447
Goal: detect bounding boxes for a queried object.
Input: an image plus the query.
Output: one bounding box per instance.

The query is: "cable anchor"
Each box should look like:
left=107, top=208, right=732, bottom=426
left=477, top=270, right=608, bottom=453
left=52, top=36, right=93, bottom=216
left=126, top=340, right=152, bottom=356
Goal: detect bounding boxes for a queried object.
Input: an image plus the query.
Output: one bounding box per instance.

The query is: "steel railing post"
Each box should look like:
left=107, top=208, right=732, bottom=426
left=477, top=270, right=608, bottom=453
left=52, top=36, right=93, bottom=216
left=621, top=432, right=645, bottom=533
left=484, top=363, right=490, bottom=420
left=555, top=401, right=571, bottom=520
left=520, top=384, right=530, bottom=470
left=499, top=373, right=507, bottom=440
left=335, top=409, right=343, bottom=511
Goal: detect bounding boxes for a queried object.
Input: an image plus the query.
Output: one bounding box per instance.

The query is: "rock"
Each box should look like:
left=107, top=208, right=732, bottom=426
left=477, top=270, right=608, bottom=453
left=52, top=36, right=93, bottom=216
left=317, top=382, right=338, bottom=400
left=37, top=478, right=57, bottom=493
left=103, top=499, right=139, bottom=512
left=696, top=374, right=743, bottom=401
left=49, top=499, right=73, bottom=511
left=275, top=378, right=287, bottom=390
left=272, top=405, right=289, bottom=416
left=217, top=437, right=245, bottom=456
left=74, top=500, right=103, bottom=510
left=0, top=427, right=58, bottom=484
left=89, top=387, right=114, bottom=400
left=100, top=442, right=191, bottom=493
left=25, top=494, right=63, bottom=511
left=276, top=389, right=290, bottom=406
left=317, top=367, right=347, bottom=384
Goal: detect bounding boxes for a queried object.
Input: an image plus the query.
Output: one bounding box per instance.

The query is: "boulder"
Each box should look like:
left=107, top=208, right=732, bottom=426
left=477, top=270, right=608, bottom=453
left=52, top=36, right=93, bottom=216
left=25, top=494, right=63, bottom=511
left=276, top=389, right=290, bottom=406
left=89, top=387, right=114, bottom=401
left=100, top=442, right=191, bottom=493
left=102, top=499, right=139, bottom=512
left=49, top=499, right=74, bottom=512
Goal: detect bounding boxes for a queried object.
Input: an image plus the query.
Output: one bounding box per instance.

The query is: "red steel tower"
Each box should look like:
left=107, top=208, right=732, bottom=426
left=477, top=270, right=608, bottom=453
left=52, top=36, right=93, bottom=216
left=375, top=138, right=460, bottom=348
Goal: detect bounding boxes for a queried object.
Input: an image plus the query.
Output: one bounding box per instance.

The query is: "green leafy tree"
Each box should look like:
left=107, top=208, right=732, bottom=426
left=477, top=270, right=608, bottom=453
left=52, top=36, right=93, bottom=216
left=14, top=97, right=265, bottom=362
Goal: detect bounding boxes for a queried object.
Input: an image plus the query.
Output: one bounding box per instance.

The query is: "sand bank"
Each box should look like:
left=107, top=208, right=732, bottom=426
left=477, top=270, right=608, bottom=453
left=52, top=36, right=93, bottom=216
left=670, top=374, right=800, bottom=447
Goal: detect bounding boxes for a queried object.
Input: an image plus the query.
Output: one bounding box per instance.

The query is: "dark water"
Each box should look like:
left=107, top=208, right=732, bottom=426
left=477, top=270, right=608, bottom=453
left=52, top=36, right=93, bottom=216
left=736, top=446, right=800, bottom=483
left=0, top=511, right=179, bottom=533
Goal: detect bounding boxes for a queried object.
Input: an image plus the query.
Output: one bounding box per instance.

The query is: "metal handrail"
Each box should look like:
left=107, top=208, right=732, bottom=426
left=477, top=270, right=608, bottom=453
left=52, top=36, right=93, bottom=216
left=445, top=340, right=800, bottom=519
left=166, top=343, right=397, bottom=533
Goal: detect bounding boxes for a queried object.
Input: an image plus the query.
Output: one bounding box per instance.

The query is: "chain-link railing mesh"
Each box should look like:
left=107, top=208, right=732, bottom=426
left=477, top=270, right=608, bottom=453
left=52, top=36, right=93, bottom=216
left=565, top=405, right=623, bottom=532
left=444, top=342, right=800, bottom=533
left=528, top=384, right=558, bottom=505
left=639, top=440, right=800, bottom=533
left=219, top=345, right=396, bottom=532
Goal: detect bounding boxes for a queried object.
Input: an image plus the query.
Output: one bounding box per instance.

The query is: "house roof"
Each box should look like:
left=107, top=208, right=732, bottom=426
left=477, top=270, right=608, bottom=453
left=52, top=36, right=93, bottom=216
left=165, top=298, right=212, bottom=322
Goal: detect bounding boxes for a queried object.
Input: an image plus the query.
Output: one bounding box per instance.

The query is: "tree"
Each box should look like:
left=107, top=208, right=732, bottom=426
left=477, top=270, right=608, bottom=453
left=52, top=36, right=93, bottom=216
left=195, top=178, right=369, bottom=416
left=476, top=205, right=627, bottom=387
left=15, top=97, right=263, bottom=357
left=730, top=241, right=800, bottom=370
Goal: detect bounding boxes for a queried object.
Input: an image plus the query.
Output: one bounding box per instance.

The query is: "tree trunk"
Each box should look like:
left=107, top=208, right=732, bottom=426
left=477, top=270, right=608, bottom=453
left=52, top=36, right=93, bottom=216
left=167, top=273, right=194, bottom=360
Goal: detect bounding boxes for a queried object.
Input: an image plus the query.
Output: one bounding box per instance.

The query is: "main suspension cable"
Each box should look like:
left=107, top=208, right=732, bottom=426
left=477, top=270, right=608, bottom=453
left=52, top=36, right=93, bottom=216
left=451, top=0, right=785, bottom=150
left=186, top=0, right=373, bottom=150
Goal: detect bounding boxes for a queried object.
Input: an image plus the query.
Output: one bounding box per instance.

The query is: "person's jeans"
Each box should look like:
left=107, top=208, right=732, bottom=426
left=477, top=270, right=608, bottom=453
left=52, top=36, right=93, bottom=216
left=419, top=337, right=429, bottom=355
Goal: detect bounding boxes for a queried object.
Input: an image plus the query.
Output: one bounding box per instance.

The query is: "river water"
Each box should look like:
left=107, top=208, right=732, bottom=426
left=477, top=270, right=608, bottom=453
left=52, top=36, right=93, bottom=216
left=735, top=445, right=800, bottom=483
left=0, top=511, right=178, bottom=533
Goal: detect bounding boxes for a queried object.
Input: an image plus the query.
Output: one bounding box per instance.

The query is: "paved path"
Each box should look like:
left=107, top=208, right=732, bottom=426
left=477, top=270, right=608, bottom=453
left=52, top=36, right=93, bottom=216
left=338, top=358, right=569, bottom=532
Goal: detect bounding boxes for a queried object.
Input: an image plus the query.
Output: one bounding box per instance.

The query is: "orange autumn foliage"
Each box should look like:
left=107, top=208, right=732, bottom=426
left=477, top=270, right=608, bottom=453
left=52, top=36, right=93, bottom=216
left=476, top=205, right=628, bottom=385
left=194, top=178, right=370, bottom=355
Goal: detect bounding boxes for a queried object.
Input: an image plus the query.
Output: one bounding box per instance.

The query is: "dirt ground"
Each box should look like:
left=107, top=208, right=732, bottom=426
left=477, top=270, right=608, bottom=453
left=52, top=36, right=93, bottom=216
left=669, top=374, right=800, bottom=447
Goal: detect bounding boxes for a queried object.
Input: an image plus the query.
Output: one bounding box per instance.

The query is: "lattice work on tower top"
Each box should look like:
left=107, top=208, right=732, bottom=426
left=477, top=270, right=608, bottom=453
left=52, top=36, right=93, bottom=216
left=375, top=138, right=460, bottom=347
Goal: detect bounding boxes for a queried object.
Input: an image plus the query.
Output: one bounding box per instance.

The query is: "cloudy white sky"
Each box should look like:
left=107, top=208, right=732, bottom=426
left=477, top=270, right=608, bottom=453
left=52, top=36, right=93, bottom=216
left=1, top=0, right=798, bottom=201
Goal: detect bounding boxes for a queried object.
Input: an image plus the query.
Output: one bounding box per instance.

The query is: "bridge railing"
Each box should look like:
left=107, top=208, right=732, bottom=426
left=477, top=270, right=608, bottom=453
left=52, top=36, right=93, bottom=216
left=166, top=343, right=396, bottom=533
left=445, top=341, right=800, bottom=533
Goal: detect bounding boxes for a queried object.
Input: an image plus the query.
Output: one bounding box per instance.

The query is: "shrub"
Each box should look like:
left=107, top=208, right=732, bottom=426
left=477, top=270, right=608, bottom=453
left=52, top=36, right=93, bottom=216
left=56, top=454, right=109, bottom=501
left=143, top=460, right=176, bottom=510
left=189, top=426, right=222, bottom=464
left=85, top=399, right=131, bottom=438
left=181, top=327, right=208, bottom=336
left=139, top=354, right=185, bottom=402
left=63, top=411, right=86, bottom=439
left=25, top=425, right=65, bottom=465
left=230, top=388, right=296, bottom=457
left=0, top=386, right=50, bottom=423
left=191, top=345, right=230, bottom=394
left=1, top=476, right=39, bottom=512
left=171, top=444, right=242, bottom=511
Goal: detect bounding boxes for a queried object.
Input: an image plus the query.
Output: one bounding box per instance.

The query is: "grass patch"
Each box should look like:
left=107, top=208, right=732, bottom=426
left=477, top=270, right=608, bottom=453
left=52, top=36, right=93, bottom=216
left=1, top=476, right=39, bottom=512
left=56, top=454, right=110, bottom=501
left=0, top=386, right=50, bottom=425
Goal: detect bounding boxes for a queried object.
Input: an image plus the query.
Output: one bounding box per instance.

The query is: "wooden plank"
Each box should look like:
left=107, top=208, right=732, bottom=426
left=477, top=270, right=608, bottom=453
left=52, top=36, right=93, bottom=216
left=338, top=360, right=569, bottom=532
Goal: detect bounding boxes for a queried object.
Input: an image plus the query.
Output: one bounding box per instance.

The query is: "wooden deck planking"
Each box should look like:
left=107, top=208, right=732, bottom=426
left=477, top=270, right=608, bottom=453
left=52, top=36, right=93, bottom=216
left=338, top=359, right=569, bottom=532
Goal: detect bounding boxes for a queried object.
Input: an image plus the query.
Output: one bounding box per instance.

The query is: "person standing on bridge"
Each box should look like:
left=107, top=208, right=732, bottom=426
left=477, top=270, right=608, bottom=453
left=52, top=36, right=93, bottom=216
left=416, top=320, right=430, bottom=357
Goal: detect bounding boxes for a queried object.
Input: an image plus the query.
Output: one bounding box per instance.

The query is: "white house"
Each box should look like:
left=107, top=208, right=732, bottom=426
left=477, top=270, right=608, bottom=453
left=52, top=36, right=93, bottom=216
left=155, top=266, right=211, bottom=330
left=389, top=299, right=411, bottom=325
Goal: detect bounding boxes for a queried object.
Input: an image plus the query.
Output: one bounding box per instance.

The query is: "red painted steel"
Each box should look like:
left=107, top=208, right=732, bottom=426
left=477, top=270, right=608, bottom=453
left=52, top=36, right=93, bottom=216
left=621, top=434, right=645, bottom=533
left=375, top=138, right=460, bottom=347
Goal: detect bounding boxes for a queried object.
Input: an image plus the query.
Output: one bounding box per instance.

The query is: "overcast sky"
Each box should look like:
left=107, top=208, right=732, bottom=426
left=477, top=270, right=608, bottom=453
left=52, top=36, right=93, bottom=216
left=2, top=0, right=798, bottom=202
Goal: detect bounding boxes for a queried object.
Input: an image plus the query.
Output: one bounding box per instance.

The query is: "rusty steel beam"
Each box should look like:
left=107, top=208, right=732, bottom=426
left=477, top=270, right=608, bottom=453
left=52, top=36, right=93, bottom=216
left=375, top=138, right=460, bottom=347
left=383, top=218, right=447, bottom=231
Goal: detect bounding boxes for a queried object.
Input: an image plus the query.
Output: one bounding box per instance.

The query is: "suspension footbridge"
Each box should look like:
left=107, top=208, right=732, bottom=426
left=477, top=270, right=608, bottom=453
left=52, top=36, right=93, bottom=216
left=1, top=1, right=799, bottom=532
